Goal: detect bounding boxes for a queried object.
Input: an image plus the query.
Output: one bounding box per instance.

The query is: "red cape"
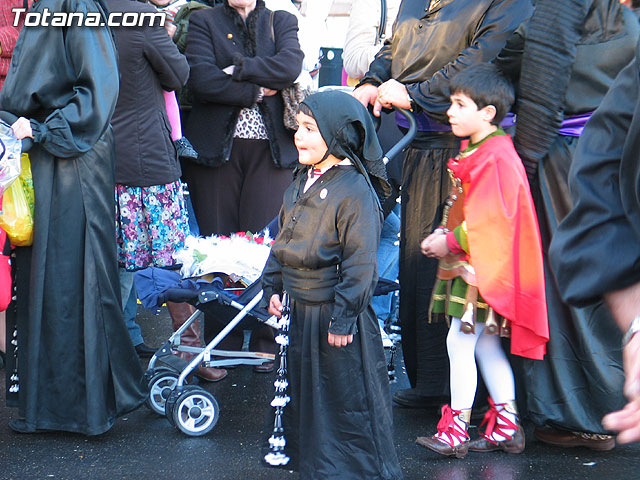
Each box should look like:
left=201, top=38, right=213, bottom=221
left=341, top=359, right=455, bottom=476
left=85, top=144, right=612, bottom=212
left=449, top=135, right=548, bottom=360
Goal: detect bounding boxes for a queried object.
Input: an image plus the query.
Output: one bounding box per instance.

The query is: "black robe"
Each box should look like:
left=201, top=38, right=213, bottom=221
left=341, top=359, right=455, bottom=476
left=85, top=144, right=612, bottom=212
left=1, top=0, right=146, bottom=435
left=550, top=44, right=640, bottom=310
left=359, top=0, right=533, bottom=392
left=262, top=166, right=402, bottom=479
left=496, top=1, right=638, bottom=434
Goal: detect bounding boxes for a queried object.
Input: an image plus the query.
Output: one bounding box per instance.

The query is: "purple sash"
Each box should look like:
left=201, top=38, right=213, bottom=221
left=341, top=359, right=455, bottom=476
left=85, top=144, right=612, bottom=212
left=396, top=111, right=516, bottom=132
left=558, top=112, right=593, bottom=137
left=500, top=112, right=516, bottom=130
left=395, top=111, right=451, bottom=132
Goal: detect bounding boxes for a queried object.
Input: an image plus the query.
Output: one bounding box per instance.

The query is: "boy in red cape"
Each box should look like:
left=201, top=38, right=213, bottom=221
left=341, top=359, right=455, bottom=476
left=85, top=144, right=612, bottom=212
left=416, top=63, right=548, bottom=458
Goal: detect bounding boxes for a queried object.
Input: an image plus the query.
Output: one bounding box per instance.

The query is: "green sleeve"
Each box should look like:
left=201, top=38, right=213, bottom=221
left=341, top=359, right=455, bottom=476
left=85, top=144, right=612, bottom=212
left=453, top=223, right=469, bottom=254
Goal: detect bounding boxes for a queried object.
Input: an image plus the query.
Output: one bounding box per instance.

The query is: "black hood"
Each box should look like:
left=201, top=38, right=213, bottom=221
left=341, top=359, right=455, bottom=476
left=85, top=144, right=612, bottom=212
left=301, top=90, right=391, bottom=207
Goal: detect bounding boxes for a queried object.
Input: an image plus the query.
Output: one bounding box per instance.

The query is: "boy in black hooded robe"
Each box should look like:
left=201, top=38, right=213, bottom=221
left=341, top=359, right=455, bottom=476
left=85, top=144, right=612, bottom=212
left=262, top=90, right=402, bottom=479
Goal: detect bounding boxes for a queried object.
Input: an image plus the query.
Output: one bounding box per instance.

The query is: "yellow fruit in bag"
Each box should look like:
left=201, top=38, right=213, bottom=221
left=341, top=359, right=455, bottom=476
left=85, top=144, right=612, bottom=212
left=19, top=154, right=34, bottom=214
left=0, top=153, right=34, bottom=246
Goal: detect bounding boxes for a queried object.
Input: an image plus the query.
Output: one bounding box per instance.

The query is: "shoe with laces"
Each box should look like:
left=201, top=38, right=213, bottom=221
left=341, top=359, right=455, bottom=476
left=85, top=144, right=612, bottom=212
left=416, top=404, right=471, bottom=458
left=468, top=397, right=525, bottom=454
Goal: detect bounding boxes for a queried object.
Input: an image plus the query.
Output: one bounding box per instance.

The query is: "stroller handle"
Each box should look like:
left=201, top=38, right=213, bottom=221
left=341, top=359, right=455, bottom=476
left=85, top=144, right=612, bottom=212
left=383, top=107, right=416, bottom=165
left=0, top=111, right=34, bottom=152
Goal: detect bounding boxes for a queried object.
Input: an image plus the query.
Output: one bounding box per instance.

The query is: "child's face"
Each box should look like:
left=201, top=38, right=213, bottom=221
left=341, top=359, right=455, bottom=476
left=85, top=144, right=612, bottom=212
left=447, top=92, right=495, bottom=139
left=149, top=0, right=172, bottom=7
left=294, top=112, right=329, bottom=166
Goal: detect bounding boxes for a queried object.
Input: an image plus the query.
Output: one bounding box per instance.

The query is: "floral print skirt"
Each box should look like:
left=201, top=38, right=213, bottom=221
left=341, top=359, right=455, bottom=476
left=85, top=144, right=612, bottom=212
left=115, top=180, right=189, bottom=271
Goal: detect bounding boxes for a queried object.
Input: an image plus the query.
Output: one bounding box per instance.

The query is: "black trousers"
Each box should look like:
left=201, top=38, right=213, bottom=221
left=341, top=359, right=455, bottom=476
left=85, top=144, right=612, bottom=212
left=182, top=138, right=293, bottom=236
left=399, top=144, right=457, bottom=395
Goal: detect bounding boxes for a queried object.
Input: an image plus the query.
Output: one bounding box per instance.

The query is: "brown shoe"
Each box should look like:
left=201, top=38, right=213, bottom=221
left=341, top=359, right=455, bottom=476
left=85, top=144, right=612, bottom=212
left=176, top=351, right=227, bottom=382
left=469, top=398, right=525, bottom=454
left=416, top=405, right=471, bottom=459
left=416, top=435, right=469, bottom=459
left=534, top=427, right=615, bottom=451
left=468, top=426, right=525, bottom=454
left=194, top=364, right=228, bottom=382
left=253, top=361, right=275, bottom=373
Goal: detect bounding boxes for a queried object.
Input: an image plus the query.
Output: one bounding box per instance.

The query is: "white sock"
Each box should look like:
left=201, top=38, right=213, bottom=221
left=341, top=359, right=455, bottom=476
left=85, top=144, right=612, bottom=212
left=448, top=317, right=483, bottom=409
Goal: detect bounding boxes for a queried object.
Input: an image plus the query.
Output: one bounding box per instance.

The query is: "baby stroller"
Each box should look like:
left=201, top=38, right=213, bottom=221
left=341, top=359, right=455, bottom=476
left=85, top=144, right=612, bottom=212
left=136, top=107, right=417, bottom=437
left=135, top=267, right=277, bottom=436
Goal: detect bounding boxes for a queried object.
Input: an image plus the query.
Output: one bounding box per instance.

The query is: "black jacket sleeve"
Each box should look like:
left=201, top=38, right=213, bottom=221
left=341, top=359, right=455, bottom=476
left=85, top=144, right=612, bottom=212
left=231, top=11, right=303, bottom=90
left=186, top=11, right=260, bottom=107
left=328, top=186, right=382, bottom=335
left=29, top=0, right=118, bottom=158
left=261, top=206, right=285, bottom=302
left=143, top=21, right=190, bottom=92
left=492, top=21, right=528, bottom=91
left=357, top=39, right=393, bottom=87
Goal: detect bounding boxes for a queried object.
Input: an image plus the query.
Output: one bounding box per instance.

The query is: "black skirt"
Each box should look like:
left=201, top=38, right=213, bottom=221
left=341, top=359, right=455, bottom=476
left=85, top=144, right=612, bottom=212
left=268, top=299, right=403, bottom=480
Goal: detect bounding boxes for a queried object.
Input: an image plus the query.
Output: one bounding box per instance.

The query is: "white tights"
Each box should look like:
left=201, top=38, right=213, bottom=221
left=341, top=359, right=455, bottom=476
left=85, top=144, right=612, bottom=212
left=447, top=316, right=516, bottom=410
left=438, top=316, right=519, bottom=443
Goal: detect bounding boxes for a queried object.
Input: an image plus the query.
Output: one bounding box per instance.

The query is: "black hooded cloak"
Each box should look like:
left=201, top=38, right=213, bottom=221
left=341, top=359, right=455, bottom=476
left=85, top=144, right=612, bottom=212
left=0, top=0, right=146, bottom=435
left=261, top=91, right=402, bottom=479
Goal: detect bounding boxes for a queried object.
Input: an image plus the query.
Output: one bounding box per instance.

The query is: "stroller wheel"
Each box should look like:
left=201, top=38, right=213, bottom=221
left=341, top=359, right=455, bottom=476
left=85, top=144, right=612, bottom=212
left=171, top=385, right=220, bottom=436
left=164, top=382, right=199, bottom=427
left=144, top=365, right=174, bottom=378
left=142, top=366, right=172, bottom=388
left=146, top=370, right=179, bottom=416
left=165, top=387, right=180, bottom=427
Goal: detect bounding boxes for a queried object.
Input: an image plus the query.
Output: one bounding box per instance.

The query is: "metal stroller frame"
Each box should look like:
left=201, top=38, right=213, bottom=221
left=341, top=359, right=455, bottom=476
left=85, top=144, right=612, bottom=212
left=142, top=274, right=278, bottom=436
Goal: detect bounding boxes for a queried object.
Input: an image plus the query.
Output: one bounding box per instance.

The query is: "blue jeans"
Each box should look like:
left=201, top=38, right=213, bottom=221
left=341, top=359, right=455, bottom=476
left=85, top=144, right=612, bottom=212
left=372, top=208, right=400, bottom=329
left=119, top=269, right=144, bottom=346
left=185, top=187, right=200, bottom=237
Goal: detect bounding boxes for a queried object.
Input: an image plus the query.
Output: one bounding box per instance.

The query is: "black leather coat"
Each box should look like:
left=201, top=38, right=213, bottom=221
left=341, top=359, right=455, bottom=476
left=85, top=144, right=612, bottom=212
left=362, top=0, right=533, bottom=123
left=0, top=0, right=146, bottom=435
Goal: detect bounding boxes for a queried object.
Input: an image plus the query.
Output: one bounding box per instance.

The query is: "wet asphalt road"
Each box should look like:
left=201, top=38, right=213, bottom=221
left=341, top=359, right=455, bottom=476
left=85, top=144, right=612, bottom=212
left=1, top=306, right=639, bottom=480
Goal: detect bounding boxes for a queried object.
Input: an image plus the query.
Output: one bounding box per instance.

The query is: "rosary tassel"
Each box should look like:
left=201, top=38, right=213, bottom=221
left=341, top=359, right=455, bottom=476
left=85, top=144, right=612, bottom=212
left=264, top=292, right=291, bottom=467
